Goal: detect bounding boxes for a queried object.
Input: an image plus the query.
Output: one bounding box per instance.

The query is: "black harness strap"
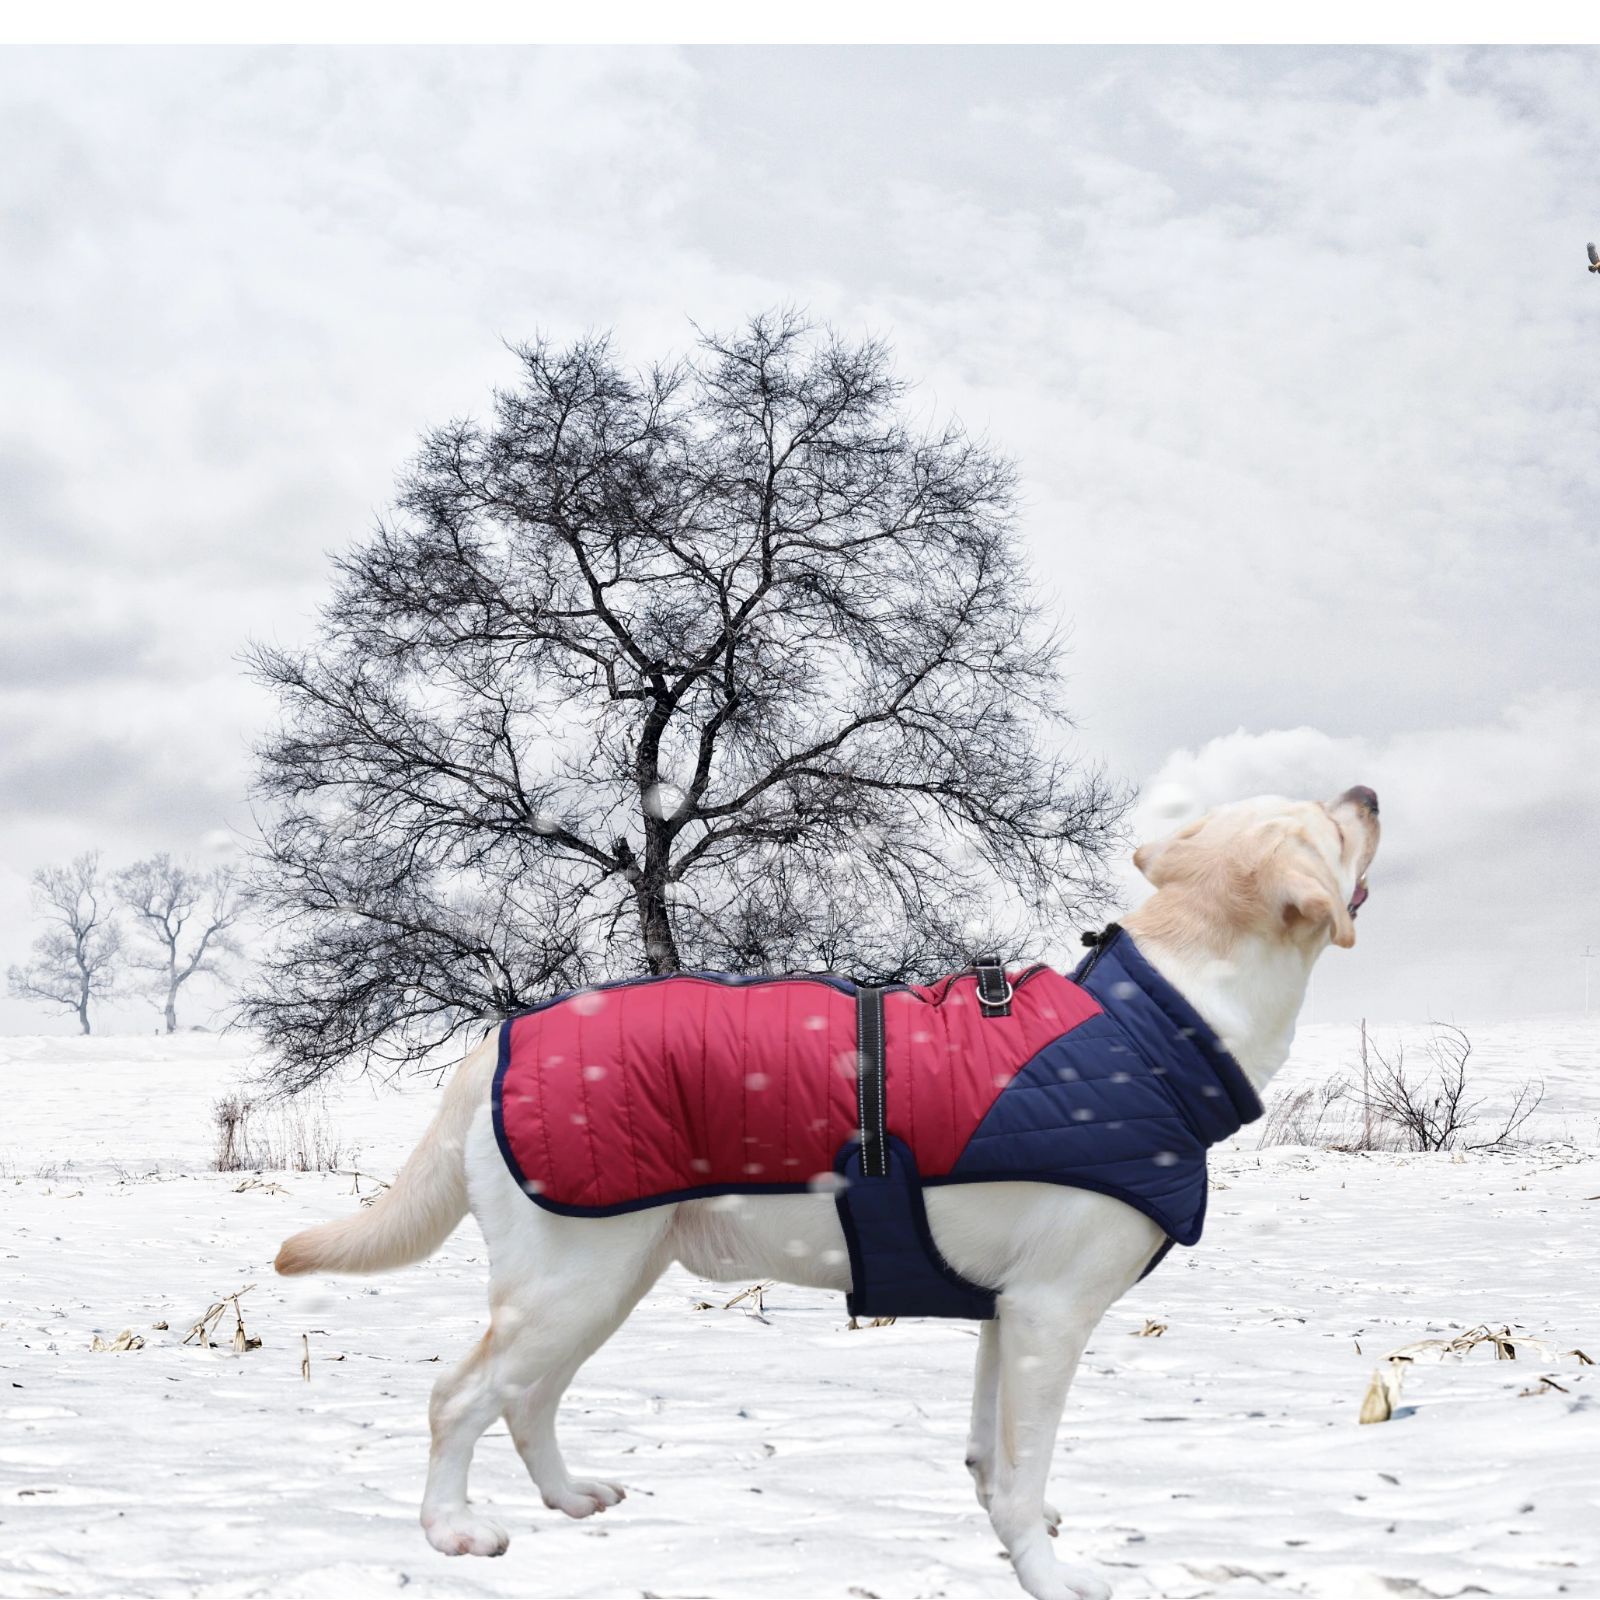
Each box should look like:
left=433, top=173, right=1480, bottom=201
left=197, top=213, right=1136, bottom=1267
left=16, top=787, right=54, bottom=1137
left=974, top=954, right=1013, bottom=1018
left=855, top=984, right=887, bottom=1178
left=836, top=977, right=999, bottom=1321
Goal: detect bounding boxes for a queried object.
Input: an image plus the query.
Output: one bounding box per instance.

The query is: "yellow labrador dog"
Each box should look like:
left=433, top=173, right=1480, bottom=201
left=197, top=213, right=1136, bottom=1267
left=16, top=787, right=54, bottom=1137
left=276, top=789, right=1379, bottom=1600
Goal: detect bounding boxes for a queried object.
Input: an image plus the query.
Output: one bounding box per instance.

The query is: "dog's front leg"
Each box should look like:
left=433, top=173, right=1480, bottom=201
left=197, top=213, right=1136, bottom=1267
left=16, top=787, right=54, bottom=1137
left=968, top=1319, right=1065, bottom=1538
left=965, top=1318, right=1000, bottom=1509
left=989, top=1291, right=1110, bottom=1600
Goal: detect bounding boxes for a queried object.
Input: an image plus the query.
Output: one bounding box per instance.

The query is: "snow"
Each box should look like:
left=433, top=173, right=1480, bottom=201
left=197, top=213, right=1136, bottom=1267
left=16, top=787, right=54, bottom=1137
left=3, top=1026, right=1598, bottom=1599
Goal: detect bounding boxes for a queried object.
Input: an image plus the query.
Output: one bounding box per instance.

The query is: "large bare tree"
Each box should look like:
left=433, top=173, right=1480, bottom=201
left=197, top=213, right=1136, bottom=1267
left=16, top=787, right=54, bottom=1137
left=244, top=312, right=1126, bottom=1089
left=116, top=855, right=244, bottom=1032
left=6, top=852, right=122, bottom=1034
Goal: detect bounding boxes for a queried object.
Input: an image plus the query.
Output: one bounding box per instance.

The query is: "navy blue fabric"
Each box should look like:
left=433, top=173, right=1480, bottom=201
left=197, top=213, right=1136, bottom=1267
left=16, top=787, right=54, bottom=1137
left=937, top=927, right=1263, bottom=1249
left=834, top=1137, right=998, bottom=1320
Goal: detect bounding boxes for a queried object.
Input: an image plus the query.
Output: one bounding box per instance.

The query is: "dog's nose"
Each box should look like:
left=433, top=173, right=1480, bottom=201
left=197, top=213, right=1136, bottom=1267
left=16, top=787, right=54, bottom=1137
left=1341, top=785, right=1379, bottom=816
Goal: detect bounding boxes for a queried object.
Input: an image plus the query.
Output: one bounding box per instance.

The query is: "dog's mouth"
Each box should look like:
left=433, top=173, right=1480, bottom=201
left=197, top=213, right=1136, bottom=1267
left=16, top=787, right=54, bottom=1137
left=1348, top=877, right=1370, bottom=917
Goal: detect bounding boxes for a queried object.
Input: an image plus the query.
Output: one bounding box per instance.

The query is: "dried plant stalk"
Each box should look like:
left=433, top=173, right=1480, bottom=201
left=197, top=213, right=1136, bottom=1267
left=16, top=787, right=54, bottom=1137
left=1361, top=1323, right=1593, bottom=1422
left=183, top=1284, right=257, bottom=1351
left=1359, top=1360, right=1405, bottom=1424
left=90, top=1328, right=145, bottom=1352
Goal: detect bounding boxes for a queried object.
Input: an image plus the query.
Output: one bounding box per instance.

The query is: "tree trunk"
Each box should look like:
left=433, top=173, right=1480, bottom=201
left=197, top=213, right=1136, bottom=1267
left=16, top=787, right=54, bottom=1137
left=77, top=947, right=92, bottom=1034
left=635, top=879, right=681, bottom=975
left=163, top=949, right=180, bottom=1033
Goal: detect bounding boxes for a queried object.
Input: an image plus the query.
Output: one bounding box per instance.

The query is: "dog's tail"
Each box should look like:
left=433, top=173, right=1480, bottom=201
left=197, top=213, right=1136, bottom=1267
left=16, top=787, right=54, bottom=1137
left=274, top=1031, right=499, bottom=1277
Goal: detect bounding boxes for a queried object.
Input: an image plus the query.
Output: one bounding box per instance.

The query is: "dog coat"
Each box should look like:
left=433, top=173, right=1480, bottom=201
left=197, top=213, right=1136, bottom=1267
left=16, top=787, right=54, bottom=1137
left=492, top=926, right=1263, bottom=1319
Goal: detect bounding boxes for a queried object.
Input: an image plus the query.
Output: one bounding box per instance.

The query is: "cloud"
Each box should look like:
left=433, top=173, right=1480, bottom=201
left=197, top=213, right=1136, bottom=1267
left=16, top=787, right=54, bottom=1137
left=0, top=714, right=245, bottom=834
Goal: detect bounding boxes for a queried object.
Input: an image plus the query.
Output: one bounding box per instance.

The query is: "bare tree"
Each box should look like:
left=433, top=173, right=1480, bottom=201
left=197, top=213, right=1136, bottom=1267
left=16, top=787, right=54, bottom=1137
left=6, top=852, right=122, bottom=1034
left=244, top=311, right=1127, bottom=1089
left=116, top=855, right=244, bottom=1032
left=1350, top=1023, right=1545, bottom=1152
left=1485, top=1077, right=1547, bottom=1150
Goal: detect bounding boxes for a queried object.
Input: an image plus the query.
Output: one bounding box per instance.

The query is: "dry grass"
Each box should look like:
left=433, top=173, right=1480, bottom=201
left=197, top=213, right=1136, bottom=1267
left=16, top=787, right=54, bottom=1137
left=1256, top=1078, right=1365, bottom=1150
left=1257, top=1075, right=1408, bottom=1152
left=211, top=1096, right=349, bottom=1174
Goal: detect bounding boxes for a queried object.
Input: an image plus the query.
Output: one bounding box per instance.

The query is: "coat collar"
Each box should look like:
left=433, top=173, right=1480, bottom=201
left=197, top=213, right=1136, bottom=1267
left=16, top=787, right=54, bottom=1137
left=1073, top=925, right=1264, bottom=1145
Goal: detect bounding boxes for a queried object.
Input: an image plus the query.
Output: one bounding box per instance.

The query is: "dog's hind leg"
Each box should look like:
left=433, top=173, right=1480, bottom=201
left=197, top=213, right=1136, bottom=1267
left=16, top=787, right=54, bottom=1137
left=501, top=1240, right=667, bottom=1519
left=421, top=1182, right=671, bottom=1556
left=420, top=1328, right=515, bottom=1556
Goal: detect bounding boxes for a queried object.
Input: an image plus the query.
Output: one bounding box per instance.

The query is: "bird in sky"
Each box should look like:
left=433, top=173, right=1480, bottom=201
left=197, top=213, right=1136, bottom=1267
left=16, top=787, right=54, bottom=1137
left=1589, top=242, right=1600, bottom=273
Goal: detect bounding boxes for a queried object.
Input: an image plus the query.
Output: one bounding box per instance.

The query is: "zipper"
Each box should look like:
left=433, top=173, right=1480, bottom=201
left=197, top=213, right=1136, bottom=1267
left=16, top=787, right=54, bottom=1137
left=1072, top=923, right=1123, bottom=984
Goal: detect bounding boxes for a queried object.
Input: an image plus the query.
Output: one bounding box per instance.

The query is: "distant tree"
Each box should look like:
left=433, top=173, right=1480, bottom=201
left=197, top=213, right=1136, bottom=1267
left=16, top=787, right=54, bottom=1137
left=6, top=852, right=122, bottom=1034
left=245, top=311, right=1127, bottom=1089
left=116, top=855, right=244, bottom=1032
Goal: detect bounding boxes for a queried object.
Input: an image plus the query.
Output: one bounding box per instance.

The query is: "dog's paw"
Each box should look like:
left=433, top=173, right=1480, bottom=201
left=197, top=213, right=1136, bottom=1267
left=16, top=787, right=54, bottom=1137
left=1058, top=1568, right=1111, bottom=1600
left=1013, top=1549, right=1111, bottom=1600
left=542, top=1477, right=625, bottom=1519
left=1043, top=1499, right=1061, bottom=1537
left=422, top=1508, right=510, bottom=1557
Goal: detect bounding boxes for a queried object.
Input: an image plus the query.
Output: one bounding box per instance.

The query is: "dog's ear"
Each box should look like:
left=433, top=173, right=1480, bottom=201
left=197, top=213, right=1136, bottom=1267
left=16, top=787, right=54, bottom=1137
left=1281, top=869, right=1356, bottom=948
left=1133, top=819, right=1204, bottom=886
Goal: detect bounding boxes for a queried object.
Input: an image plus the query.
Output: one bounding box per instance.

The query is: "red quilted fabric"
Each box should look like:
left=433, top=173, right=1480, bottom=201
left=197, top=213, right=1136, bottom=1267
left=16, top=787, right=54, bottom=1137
left=494, top=967, right=1101, bottom=1212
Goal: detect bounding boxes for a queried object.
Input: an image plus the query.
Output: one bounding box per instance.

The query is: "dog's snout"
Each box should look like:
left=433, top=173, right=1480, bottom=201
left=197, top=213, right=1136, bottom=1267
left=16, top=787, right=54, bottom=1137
left=1341, top=785, right=1379, bottom=816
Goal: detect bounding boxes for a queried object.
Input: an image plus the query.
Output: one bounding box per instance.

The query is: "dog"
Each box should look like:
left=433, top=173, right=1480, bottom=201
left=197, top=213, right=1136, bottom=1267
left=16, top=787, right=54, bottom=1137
left=275, top=788, right=1380, bottom=1600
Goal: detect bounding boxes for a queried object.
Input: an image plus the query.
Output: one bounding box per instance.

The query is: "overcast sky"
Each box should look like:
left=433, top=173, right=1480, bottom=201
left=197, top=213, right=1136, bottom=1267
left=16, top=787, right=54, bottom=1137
left=3, top=43, right=1598, bottom=1034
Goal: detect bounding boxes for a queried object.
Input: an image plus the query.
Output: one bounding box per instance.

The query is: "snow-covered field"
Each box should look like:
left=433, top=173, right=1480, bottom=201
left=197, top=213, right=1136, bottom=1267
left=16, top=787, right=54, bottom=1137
left=3, top=1024, right=1598, bottom=1600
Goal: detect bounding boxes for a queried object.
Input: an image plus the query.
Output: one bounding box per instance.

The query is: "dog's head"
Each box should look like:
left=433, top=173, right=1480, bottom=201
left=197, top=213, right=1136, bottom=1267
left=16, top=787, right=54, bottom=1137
left=1132, top=787, right=1380, bottom=953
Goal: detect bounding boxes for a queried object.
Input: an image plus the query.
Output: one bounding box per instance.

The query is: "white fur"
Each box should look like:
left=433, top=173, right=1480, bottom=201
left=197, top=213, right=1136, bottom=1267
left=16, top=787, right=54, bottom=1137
left=276, top=791, right=1379, bottom=1600
left=1135, top=931, right=1317, bottom=1092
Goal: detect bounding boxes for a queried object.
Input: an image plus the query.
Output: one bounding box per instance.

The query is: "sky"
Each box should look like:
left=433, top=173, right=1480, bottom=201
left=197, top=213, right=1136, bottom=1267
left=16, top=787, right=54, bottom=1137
left=2, top=44, right=1598, bottom=1034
